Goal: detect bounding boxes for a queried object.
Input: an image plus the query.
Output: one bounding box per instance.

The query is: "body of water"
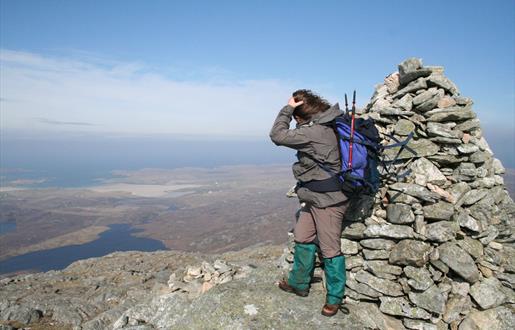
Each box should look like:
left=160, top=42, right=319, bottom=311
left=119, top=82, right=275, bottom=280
left=0, top=224, right=167, bottom=275
left=0, top=135, right=293, bottom=188
left=0, top=222, right=16, bottom=235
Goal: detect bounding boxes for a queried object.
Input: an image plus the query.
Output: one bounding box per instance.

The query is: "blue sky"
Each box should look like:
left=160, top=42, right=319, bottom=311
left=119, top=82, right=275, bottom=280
left=1, top=0, right=514, bottom=140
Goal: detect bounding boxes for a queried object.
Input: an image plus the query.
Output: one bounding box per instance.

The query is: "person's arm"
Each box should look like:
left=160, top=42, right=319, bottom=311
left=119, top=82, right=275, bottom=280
left=269, top=103, right=310, bottom=150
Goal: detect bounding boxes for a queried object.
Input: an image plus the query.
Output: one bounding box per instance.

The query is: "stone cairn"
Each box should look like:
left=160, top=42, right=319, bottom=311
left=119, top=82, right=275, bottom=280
left=281, top=58, right=515, bottom=329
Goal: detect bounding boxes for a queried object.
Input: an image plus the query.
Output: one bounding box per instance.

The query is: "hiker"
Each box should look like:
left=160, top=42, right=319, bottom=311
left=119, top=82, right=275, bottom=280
left=270, top=89, right=349, bottom=317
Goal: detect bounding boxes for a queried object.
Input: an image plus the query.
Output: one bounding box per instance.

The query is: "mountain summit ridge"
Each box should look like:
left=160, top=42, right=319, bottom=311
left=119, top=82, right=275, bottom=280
left=1, top=58, right=514, bottom=330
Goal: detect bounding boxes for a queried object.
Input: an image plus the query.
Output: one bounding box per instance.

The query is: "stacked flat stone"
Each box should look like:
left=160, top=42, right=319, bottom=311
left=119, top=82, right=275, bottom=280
left=281, top=58, right=515, bottom=329
left=342, top=58, right=515, bottom=329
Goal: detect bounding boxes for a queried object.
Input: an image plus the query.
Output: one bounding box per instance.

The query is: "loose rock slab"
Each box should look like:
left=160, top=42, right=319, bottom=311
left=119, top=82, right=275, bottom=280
left=437, top=242, right=480, bottom=283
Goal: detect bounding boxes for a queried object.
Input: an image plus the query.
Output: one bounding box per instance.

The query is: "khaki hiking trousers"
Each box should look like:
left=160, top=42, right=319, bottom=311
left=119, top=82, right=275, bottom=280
left=293, top=201, right=349, bottom=259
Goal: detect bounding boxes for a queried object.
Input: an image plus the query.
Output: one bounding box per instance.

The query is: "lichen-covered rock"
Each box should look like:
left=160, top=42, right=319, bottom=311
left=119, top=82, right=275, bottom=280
left=379, top=296, right=431, bottom=320
left=389, top=240, right=431, bottom=267
left=469, top=277, right=507, bottom=309
left=437, top=242, right=480, bottom=283
left=408, top=285, right=447, bottom=314
left=355, top=270, right=404, bottom=297
left=364, top=224, right=415, bottom=239
left=425, top=221, right=459, bottom=242
left=458, top=306, right=515, bottom=330
left=404, top=266, right=434, bottom=291
left=423, top=201, right=455, bottom=220
left=387, top=203, right=415, bottom=224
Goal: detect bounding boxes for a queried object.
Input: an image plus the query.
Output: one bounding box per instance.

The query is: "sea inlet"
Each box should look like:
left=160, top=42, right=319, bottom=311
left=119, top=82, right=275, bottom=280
left=0, top=224, right=167, bottom=276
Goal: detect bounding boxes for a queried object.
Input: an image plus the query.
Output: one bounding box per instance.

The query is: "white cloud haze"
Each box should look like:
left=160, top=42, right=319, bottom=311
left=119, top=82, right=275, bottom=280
left=0, top=49, right=296, bottom=137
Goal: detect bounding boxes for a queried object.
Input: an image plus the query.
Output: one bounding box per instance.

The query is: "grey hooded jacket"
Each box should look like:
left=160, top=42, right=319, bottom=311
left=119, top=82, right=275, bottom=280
left=269, top=103, right=348, bottom=208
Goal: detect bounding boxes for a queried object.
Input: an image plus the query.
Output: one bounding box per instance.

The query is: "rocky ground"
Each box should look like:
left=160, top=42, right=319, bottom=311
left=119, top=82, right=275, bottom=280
left=0, top=244, right=417, bottom=330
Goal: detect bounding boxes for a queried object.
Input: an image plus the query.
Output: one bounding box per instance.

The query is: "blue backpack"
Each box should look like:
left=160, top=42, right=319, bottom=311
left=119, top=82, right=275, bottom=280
left=300, top=92, right=416, bottom=221
left=301, top=112, right=381, bottom=196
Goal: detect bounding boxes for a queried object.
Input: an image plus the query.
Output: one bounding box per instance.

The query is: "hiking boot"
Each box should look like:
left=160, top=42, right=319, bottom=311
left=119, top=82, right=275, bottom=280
left=321, top=303, right=349, bottom=317
left=321, top=303, right=339, bottom=317
left=278, top=279, right=309, bottom=297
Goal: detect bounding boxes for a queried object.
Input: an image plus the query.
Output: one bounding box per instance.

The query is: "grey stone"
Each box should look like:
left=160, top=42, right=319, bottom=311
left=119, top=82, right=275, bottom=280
left=448, top=182, right=471, bottom=204
left=404, top=266, right=434, bottom=291
left=389, top=240, right=432, bottom=267
left=387, top=190, right=420, bottom=204
left=429, top=259, right=449, bottom=274
left=384, top=139, right=440, bottom=161
left=457, top=144, right=479, bottom=154
left=403, top=319, right=437, bottom=330
left=492, top=158, right=505, bottom=174
left=346, top=255, right=364, bottom=270
left=393, top=78, right=429, bottom=99
left=364, top=224, right=415, bottom=239
left=425, top=221, right=459, bottom=242
left=429, top=154, right=468, bottom=166
left=394, top=93, right=413, bottom=111
left=437, top=95, right=456, bottom=109
left=468, top=203, right=494, bottom=228
left=423, top=201, right=454, bottom=221
left=413, top=88, right=438, bottom=106
left=385, top=73, right=400, bottom=94
left=474, top=136, right=493, bottom=154
left=469, top=151, right=490, bottom=164
left=408, top=285, right=447, bottom=314
left=355, top=270, right=404, bottom=297
left=342, top=222, right=366, bottom=239
left=502, top=246, right=515, bottom=273
left=341, top=238, right=359, bottom=255
left=362, top=249, right=390, bottom=260
left=469, top=277, right=507, bottom=309
left=0, top=305, right=41, bottom=325
left=454, top=96, right=473, bottom=105
left=459, top=306, right=515, bottom=330
left=426, top=106, right=476, bottom=122
left=354, top=302, right=408, bottom=330
left=454, top=210, right=482, bottom=232
left=437, top=242, right=479, bottom=283
left=455, top=118, right=481, bottom=132
left=378, top=107, right=412, bottom=116
left=394, top=119, right=416, bottom=136
left=400, top=69, right=433, bottom=85
left=346, top=278, right=383, bottom=298
left=387, top=203, right=415, bottom=224
left=414, top=215, right=426, bottom=236
left=470, top=177, right=496, bottom=189
left=427, top=122, right=463, bottom=138
left=429, top=136, right=462, bottom=144
left=443, top=294, right=473, bottom=324
left=457, top=237, right=484, bottom=260
left=410, top=157, right=447, bottom=186
left=457, top=189, right=488, bottom=206
left=379, top=296, right=431, bottom=320
left=365, top=260, right=403, bottom=276
left=389, top=183, right=440, bottom=203
left=398, top=57, right=422, bottom=75
left=427, top=74, right=459, bottom=94
left=359, top=239, right=396, bottom=250
left=415, top=89, right=444, bottom=112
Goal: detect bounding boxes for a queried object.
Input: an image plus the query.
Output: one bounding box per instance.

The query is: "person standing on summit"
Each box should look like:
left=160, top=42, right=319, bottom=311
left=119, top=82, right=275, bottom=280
left=269, top=90, right=349, bottom=317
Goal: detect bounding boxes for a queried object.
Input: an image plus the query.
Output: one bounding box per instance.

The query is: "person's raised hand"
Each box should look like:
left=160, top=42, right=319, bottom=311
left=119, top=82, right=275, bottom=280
left=288, top=97, right=304, bottom=108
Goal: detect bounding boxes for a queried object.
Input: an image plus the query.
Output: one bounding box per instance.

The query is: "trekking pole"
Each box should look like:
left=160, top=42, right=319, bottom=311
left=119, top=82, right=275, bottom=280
left=348, top=90, right=356, bottom=169
left=345, top=93, right=349, bottom=116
